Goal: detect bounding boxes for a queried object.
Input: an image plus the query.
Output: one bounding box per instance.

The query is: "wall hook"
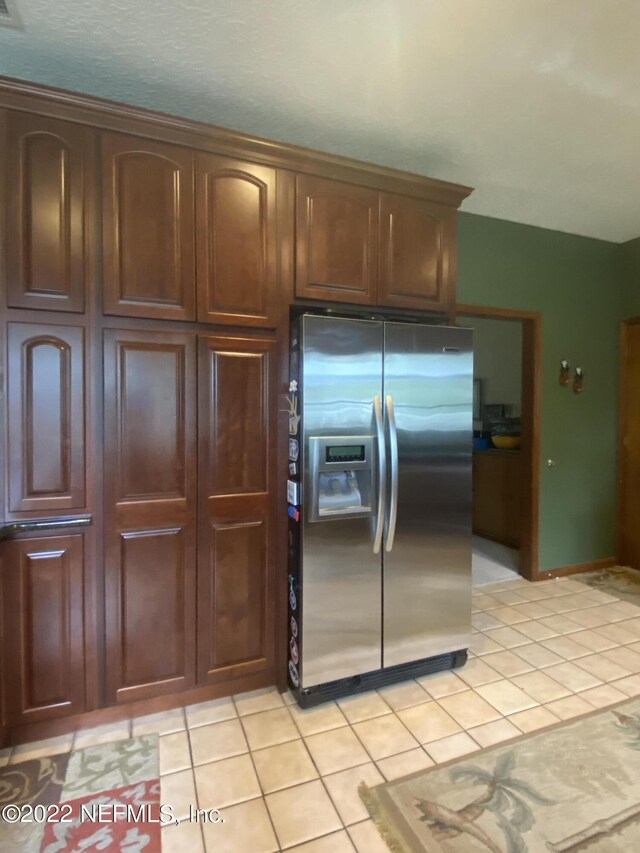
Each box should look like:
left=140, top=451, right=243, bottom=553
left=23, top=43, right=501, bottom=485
left=559, top=360, right=570, bottom=386
left=573, top=366, right=584, bottom=394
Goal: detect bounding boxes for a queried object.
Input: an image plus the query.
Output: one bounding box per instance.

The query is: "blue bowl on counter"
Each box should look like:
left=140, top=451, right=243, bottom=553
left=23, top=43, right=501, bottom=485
left=473, top=436, right=492, bottom=450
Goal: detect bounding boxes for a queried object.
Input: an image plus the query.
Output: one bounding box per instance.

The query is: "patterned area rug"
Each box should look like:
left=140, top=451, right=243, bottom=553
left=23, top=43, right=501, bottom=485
left=361, top=697, right=640, bottom=852
left=577, top=565, right=640, bottom=607
left=0, top=736, right=159, bottom=852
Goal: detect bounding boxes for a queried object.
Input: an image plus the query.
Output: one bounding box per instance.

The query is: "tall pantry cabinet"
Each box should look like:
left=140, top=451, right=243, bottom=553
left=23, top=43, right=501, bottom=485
left=1, top=109, right=282, bottom=736
left=100, top=137, right=281, bottom=704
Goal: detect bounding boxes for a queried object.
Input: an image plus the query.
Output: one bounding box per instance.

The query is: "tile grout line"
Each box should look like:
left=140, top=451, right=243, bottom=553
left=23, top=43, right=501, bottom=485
left=178, top=705, right=207, bottom=853
left=284, top=702, right=354, bottom=844
left=235, top=696, right=297, bottom=852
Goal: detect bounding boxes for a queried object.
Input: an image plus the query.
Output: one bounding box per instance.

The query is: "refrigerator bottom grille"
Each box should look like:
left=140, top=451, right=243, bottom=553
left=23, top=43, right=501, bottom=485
left=294, top=649, right=468, bottom=709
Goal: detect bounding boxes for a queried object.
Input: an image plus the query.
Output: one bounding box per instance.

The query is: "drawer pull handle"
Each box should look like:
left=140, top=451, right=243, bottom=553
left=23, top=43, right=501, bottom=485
left=0, top=515, right=92, bottom=542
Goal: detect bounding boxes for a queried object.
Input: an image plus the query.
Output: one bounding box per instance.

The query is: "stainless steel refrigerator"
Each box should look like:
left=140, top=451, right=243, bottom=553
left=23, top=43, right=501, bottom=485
left=287, top=312, right=473, bottom=706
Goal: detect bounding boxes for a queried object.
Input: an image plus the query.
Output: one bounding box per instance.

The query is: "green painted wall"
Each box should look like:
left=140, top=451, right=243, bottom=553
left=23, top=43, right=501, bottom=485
left=458, top=212, right=626, bottom=571
left=621, top=237, right=640, bottom=317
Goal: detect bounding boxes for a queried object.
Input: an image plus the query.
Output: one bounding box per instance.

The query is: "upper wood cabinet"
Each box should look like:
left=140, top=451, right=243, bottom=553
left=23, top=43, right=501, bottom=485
left=379, top=193, right=457, bottom=312
left=196, top=154, right=278, bottom=326
left=4, top=111, right=90, bottom=313
left=295, top=175, right=379, bottom=304
left=6, top=322, right=86, bottom=516
left=294, top=176, right=460, bottom=311
left=102, top=133, right=196, bottom=321
left=2, top=534, right=86, bottom=725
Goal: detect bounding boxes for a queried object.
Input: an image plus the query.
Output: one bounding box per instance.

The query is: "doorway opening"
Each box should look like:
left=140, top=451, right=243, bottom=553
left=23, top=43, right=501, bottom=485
left=457, top=304, right=541, bottom=583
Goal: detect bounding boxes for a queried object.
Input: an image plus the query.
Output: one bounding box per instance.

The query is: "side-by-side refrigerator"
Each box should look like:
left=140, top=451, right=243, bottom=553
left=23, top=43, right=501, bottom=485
left=287, top=313, right=473, bottom=707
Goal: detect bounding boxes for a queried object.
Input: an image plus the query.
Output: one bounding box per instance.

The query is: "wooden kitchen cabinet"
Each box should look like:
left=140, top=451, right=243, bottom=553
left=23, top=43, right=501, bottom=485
left=295, top=175, right=379, bottom=304
left=4, top=111, right=90, bottom=313
left=196, top=153, right=279, bottom=327
left=197, top=334, right=277, bottom=684
left=295, top=176, right=458, bottom=311
left=2, top=535, right=86, bottom=725
left=102, top=133, right=196, bottom=320
left=379, top=193, right=457, bottom=312
left=0, top=76, right=472, bottom=745
left=473, top=450, right=522, bottom=548
left=6, top=322, right=86, bottom=516
left=103, top=330, right=197, bottom=703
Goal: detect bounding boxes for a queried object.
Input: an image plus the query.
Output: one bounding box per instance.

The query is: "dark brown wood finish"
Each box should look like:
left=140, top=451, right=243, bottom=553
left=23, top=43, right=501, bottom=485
left=196, top=153, right=278, bottom=327
left=380, top=194, right=456, bottom=312
left=295, top=175, right=379, bottom=304
left=198, top=334, right=277, bottom=684
left=103, top=329, right=197, bottom=703
left=3, top=111, right=89, bottom=313
left=6, top=668, right=276, bottom=746
left=102, top=133, right=196, bottom=321
left=472, top=450, right=522, bottom=547
left=0, top=78, right=472, bottom=208
left=6, top=322, right=86, bottom=515
left=457, top=304, right=541, bottom=581
left=2, top=535, right=86, bottom=725
left=617, top=318, right=640, bottom=567
left=0, top=76, right=474, bottom=745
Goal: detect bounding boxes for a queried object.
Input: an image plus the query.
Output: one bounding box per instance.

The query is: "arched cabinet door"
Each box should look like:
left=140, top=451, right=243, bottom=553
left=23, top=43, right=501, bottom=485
left=295, top=175, right=378, bottom=304
left=6, top=323, right=86, bottom=515
left=379, top=193, right=457, bottom=312
left=102, top=132, right=196, bottom=320
left=196, top=153, right=278, bottom=326
left=4, top=111, right=90, bottom=313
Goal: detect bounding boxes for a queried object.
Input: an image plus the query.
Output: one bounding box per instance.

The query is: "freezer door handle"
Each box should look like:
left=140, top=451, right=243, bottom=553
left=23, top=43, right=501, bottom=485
left=372, top=395, right=386, bottom=553
left=385, top=394, right=399, bottom=552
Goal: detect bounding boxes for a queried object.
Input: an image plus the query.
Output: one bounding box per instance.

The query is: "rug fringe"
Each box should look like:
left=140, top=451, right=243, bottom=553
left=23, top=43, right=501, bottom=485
left=358, top=781, right=407, bottom=853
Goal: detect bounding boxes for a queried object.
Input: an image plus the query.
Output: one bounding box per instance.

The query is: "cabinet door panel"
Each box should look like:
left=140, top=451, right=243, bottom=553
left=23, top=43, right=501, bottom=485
left=296, top=175, right=378, bottom=304
left=379, top=194, right=456, bottom=311
left=197, top=154, right=278, bottom=326
left=119, top=528, right=190, bottom=689
left=104, top=330, right=196, bottom=702
left=209, top=349, right=268, bottom=495
left=7, top=323, right=86, bottom=514
left=5, top=112, right=88, bottom=313
left=198, top=335, right=276, bottom=684
left=206, top=520, right=267, bottom=673
left=3, top=535, right=85, bottom=724
left=102, top=133, right=195, bottom=320
left=472, top=452, right=521, bottom=547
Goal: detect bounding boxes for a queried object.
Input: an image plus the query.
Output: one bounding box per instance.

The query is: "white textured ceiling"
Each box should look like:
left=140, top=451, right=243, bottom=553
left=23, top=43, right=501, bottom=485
left=1, top=0, right=639, bottom=242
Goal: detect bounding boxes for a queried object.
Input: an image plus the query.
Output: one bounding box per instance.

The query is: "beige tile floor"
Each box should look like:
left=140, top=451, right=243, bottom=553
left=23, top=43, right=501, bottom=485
left=3, top=574, right=640, bottom=851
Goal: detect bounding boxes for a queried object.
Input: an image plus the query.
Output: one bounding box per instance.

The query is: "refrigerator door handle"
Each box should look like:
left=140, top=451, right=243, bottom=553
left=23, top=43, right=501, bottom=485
left=385, top=394, right=399, bottom=552
left=372, top=395, right=386, bottom=554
